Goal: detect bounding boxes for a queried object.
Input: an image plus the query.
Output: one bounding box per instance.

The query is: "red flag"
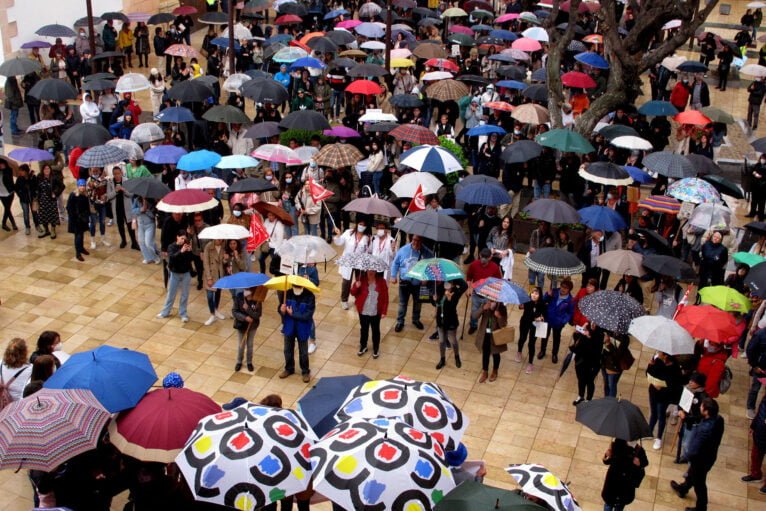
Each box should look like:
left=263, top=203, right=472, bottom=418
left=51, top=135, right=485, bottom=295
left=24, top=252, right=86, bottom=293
left=309, top=177, right=334, bottom=202
left=673, top=284, right=692, bottom=320
left=247, top=213, right=270, bottom=252
left=408, top=184, right=426, bottom=212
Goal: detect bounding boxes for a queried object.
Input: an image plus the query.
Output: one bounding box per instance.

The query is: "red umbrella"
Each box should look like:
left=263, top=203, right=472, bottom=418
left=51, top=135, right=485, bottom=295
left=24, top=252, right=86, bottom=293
left=675, top=304, right=739, bottom=343
left=425, top=58, right=460, bottom=72
left=275, top=14, right=303, bottom=25
left=346, top=79, right=384, bottom=95
left=172, top=5, right=198, bottom=15
left=157, top=189, right=219, bottom=213
left=483, top=101, right=515, bottom=112
left=561, top=71, right=597, bottom=89
left=389, top=124, right=440, bottom=145
left=289, top=39, right=311, bottom=52
left=108, top=388, right=220, bottom=463
left=674, top=110, right=713, bottom=126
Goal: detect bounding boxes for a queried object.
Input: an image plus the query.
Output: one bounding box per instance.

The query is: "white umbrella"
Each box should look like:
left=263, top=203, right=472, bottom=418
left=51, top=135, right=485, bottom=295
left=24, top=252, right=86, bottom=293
left=359, top=110, right=398, bottom=122
left=220, top=23, right=254, bottom=40
left=251, top=144, right=303, bottom=164
left=130, top=123, right=164, bottom=144
left=741, top=64, right=766, bottom=78
left=688, top=202, right=732, bottom=231
left=390, top=172, right=444, bottom=198
left=521, top=26, right=549, bottom=42
left=610, top=135, right=653, bottom=151
left=360, top=41, right=386, bottom=51
left=359, top=1, right=383, bottom=17
left=661, top=55, right=686, bottom=72
left=187, top=176, right=229, bottom=190
left=222, top=73, right=253, bottom=93
left=628, top=316, right=695, bottom=355
left=390, top=48, right=412, bottom=59
left=276, top=235, right=337, bottom=263
left=115, top=73, right=151, bottom=93
left=198, top=224, right=250, bottom=240
left=422, top=71, right=453, bottom=81
left=106, top=139, right=144, bottom=160
left=293, top=145, right=318, bottom=165
left=748, top=1, right=766, bottom=8
left=662, top=19, right=682, bottom=30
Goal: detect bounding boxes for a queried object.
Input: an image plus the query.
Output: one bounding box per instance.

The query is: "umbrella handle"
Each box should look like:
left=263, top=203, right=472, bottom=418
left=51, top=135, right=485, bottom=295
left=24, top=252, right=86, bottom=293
left=459, top=293, right=470, bottom=340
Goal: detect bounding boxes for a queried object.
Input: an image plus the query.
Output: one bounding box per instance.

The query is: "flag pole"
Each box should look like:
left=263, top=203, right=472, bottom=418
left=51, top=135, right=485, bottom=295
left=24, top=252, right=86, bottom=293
left=322, top=200, right=338, bottom=231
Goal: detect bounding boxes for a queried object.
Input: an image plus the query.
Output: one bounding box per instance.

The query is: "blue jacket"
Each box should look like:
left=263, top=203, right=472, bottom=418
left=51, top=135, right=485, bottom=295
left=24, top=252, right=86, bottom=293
left=280, top=289, right=315, bottom=341
left=544, top=289, right=575, bottom=329
left=686, top=415, right=724, bottom=469
left=110, top=121, right=133, bottom=140
left=275, top=71, right=291, bottom=89
left=390, top=243, right=433, bottom=283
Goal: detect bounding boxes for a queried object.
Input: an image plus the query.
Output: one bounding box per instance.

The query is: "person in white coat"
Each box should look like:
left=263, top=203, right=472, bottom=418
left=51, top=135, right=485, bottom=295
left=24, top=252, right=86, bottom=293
left=79, top=93, right=101, bottom=124
left=370, top=220, right=395, bottom=279
left=175, top=170, right=193, bottom=190
left=259, top=211, right=286, bottom=274
left=148, top=68, right=166, bottom=116
left=333, top=220, right=370, bottom=309
left=228, top=123, right=254, bottom=155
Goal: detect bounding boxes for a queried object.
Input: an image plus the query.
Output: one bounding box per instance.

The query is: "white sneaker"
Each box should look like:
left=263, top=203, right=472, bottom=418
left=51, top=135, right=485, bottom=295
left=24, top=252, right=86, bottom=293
left=215, top=310, right=226, bottom=320
left=107, top=219, right=113, bottom=226
left=101, top=238, right=111, bottom=247
left=142, top=260, right=150, bottom=264
left=525, top=364, right=533, bottom=374
left=204, top=315, right=216, bottom=326
left=153, top=258, right=162, bottom=265
left=181, top=316, right=189, bottom=323
left=90, top=241, right=96, bottom=249
left=308, top=342, right=317, bottom=354
left=652, top=438, right=662, bottom=450
left=341, top=301, right=349, bottom=310
left=156, top=313, right=168, bottom=319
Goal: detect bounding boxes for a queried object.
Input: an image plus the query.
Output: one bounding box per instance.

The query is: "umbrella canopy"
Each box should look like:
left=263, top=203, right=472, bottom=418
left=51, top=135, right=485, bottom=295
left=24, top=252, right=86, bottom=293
left=148, top=13, right=175, bottom=24
left=701, top=174, right=744, bottom=199
left=577, top=290, right=645, bottom=334
left=406, top=258, right=464, bottom=282
left=575, top=397, right=652, bottom=441
left=699, top=285, right=751, bottom=312
left=158, top=189, right=220, bottom=213
left=643, top=151, right=696, bottom=178
left=686, top=154, right=722, bottom=176
left=297, top=375, right=371, bottom=438
left=667, top=177, right=720, bottom=204
left=455, top=182, right=511, bottom=206
left=561, top=71, right=596, bottom=89
left=677, top=60, right=708, bottom=73
left=311, top=417, right=455, bottom=510
left=343, top=195, right=403, bottom=218
left=525, top=248, right=586, bottom=276
left=28, top=78, right=78, bottom=101
left=390, top=94, right=424, bottom=108
left=578, top=162, right=633, bottom=186
left=435, top=480, right=546, bottom=511
left=638, top=194, right=681, bottom=214
left=701, top=106, right=735, bottom=124
left=735, top=251, right=766, bottom=267
left=25, top=119, right=63, bottom=133
left=130, top=122, right=165, bottom=143
left=115, top=73, right=151, bottom=93
left=155, top=106, right=196, bottom=123
left=643, top=254, right=696, bottom=280
left=8, top=148, right=55, bottom=162
left=597, top=124, right=640, bottom=140
left=522, top=84, right=549, bottom=102
left=629, top=315, right=695, bottom=355
left=279, top=110, right=331, bottom=131
left=106, top=139, right=144, bottom=161
left=36, top=24, right=77, bottom=38
left=313, top=143, right=364, bottom=168
left=611, top=135, right=653, bottom=151
left=241, top=79, right=290, bottom=104
left=674, top=110, right=712, bottom=126
left=688, top=203, right=732, bottom=231
left=177, top=150, right=222, bottom=171
left=523, top=198, right=580, bottom=224
left=578, top=205, right=628, bottom=231
left=201, top=104, right=252, bottom=124
left=574, top=51, right=609, bottom=69
left=276, top=235, right=337, bottom=264
left=166, top=80, right=211, bottom=102
left=226, top=178, right=278, bottom=194
left=675, top=304, right=740, bottom=343
left=264, top=275, right=320, bottom=293
left=77, top=145, right=129, bottom=168
left=109, top=388, right=220, bottom=463
left=144, top=145, right=188, bottom=165
left=176, top=404, right=317, bottom=509
left=396, top=210, right=466, bottom=244
left=427, top=79, right=470, bottom=101
left=467, top=124, right=506, bottom=137
left=335, top=252, right=389, bottom=272
left=597, top=250, right=645, bottom=277
left=389, top=124, right=440, bottom=145
left=251, top=144, right=302, bottom=165
left=390, top=171, right=444, bottom=197
left=747, top=262, right=766, bottom=297
left=535, top=129, right=594, bottom=153
left=123, top=177, right=171, bottom=199
left=253, top=201, right=295, bottom=226
left=511, top=103, right=550, bottom=125
left=43, top=345, right=157, bottom=413
left=0, top=389, right=110, bottom=471
left=399, top=145, right=463, bottom=174
left=212, top=272, right=270, bottom=289
left=246, top=121, right=282, bottom=139
left=506, top=464, right=581, bottom=511
left=323, top=126, right=361, bottom=138
left=198, top=224, right=250, bottom=240
left=214, top=155, right=259, bottom=170
left=501, top=140, right=543, bottom=163
left=0, top=57, right=42, bottom=77
left=638, top=100, right=679, bottom=116
left=473, top=277, right=530, bottom=304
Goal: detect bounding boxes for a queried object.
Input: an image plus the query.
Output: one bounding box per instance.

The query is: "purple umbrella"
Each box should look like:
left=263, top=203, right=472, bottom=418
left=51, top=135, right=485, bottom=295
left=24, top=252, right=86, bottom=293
left=323, top=126, right=361, bottom=138
left=21, top=40, right=52, bottom=49
left=144, top=145, right=188, bottom=165
left=8, top=148, right=54, bottom=162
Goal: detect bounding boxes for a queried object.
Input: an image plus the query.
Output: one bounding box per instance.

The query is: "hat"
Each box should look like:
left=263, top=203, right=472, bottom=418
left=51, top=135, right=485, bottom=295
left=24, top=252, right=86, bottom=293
left=479, top=247, right=492, bottom=258
left=150, top=67, right=159, bottom=75
left=486, top=84, right=495, bottom=90
left=76, top=179, right=87, bottom=187
left=445, top=442, right=468, bottom=467
left=689, top=372, right=707, bottom=387
left=222, top=397, right=248, bottom=410
left=471, top=98, right=479, bottom=104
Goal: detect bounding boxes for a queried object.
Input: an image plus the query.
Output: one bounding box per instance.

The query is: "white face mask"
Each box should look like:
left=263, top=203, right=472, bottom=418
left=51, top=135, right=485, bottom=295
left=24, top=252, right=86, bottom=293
left=293, top=287, right=304, bottom=296
left=53, top=343, right=62, bottom=352
left=357, top=225, right=366, bottom=233
left=243, top=290, right=252, bottom=297
left=285, top=178, right=293, bottom=184
left=376, top=230, right=386, bottom=238
left=265, top=175, right=273, bottom=181
left=233, top=210, right=242, bottom=217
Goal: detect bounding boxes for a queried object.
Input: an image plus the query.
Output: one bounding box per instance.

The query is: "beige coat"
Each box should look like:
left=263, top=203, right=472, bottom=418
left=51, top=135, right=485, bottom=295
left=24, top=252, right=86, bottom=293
left=202, top=242, right=225, bottom=291
left=473, top=304, right=509, bottom=355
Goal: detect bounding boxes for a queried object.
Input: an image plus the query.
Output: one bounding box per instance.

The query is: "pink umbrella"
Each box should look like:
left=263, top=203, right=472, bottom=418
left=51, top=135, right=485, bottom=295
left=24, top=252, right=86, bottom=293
left=425, top=58, right=460, bottom=72
left=391, top=48, right=412, bottom=59
left=336, top=20, right=362, bottom=29
left=496, top=13, right=520, bottom=23
left=164, top=44, right=199, bottom=58
left=501, top=48, right=530, bottom=61
left=127, top=12, right=151, bottom=23
left=449, top=25, right=474, bottom=36
left=511, top=37, right=543, bottom=52
left=251, top=144, right=303, bottom=165
left=323, top=126, right=361, bottom=138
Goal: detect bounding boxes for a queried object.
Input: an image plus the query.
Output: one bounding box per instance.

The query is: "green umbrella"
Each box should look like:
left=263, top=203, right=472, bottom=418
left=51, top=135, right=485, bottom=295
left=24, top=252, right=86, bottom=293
left=448, top=33, right=477, bottom=46
left=434, top=480, right=546, bottom=511
left=405, top=258, right=465, bottom=282
left=201, top=104, right=252, bottom=124
left=702, top=106, right=735, bottom=124
left=535, top=129, right=595, bottom=154
left=698, top=285, right=752, bottom=312
left=734, top=251, right=766, bottom=267
left=471, top=9, right=495, bottom=20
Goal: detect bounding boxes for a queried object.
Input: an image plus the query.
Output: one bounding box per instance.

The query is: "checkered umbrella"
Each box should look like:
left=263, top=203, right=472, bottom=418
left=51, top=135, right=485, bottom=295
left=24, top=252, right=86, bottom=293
left=524, top=248, right=586, bottom=276
left=336, top=252, right=389, bottom=272
left=77, top=144, right=129, bottom=168
left=427, top=79, right=469, bottom=101
left=313, top=143, right=364, bottom=168
left=578, top=290, right=645, bottom=334
left=643, top=151, right=695, bottom=178
left=388, top=124, right=440, bottom=145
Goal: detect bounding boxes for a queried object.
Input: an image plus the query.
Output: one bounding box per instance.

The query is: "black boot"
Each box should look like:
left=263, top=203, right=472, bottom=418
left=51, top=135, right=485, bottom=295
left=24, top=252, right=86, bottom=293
left=435, top=358, right=445, bottom=370
left=455, top=354, right=461, bottom=368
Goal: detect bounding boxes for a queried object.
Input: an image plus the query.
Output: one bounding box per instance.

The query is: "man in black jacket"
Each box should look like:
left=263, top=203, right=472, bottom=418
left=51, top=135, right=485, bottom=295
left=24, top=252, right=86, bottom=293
left=160, top=212, right=188, bottom=287
left=157, top=230, right=194, bottom=322
left=748, top=77, right=766, bottom=130
left=747, top=328, right=766, bottom=418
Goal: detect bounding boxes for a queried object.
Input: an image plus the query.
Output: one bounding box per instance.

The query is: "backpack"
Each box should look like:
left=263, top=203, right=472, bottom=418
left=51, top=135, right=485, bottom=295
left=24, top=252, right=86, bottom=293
left=0, top=367, right=27, bottom=410
left=719, top=365, right=733, bottom=394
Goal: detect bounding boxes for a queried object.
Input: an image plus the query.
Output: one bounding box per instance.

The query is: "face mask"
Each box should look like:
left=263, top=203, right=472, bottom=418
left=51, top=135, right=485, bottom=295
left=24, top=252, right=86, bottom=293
left=376, top=230, right=386, bottom=238
left=265, top=174, right=273, bottom=181
left=233, top=210, right=242, bottom=217
left=293, top=287, right=304, bottom=295
left=285, top=178, right=293, bottom=184
left=480, top=257, right=489, bottom=264
left=79, top=32, right=85, bottom=37
left=357, top=225, right=366, bottom=233
left=514, top=130, right=521, bottom=135
left=607, top=194, right=614, bottom=200
left=53, top=343, right=62, bottom=352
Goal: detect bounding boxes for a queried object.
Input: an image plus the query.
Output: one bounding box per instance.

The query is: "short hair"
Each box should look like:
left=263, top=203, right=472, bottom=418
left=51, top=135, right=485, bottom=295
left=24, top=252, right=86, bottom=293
left=701, top=397, right=719, bottom=417
left=587, top=278, right=598, bottom=288
left=36, top=331, right=60, bottom=354
left=3, top=338, right=28, bottom=368
left=260, top=394, right=283, bottom=407
left=176, top=229, right=188, bottom=237
left=560, top=279, right=574, bottom=291
left=30, top=355, right=56, bottom=382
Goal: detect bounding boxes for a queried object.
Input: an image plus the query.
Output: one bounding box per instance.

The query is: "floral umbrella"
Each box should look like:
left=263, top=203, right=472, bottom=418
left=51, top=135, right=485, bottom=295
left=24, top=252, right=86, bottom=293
left=335, top=253, right=389, bottom=273
left=667, top=177, right=721, bottom=204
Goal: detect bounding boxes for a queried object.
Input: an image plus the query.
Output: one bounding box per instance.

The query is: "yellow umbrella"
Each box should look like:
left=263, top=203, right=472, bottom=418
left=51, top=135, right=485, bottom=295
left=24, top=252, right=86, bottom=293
left=264, top=275, right=320, bottom=294
left=391, top=58, right=414, bottom=68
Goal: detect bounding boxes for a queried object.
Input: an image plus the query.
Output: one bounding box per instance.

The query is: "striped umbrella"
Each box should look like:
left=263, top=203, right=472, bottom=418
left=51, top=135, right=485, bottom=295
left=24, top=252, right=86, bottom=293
left=472, top=277, right=530, bottom=304
left=0, top=389, right=110, bottom=471
left=638, top=195, right=681, bottom=214
left=399, top=144, right=463, bottom=174
left=76, top=144, right=128, bottom=168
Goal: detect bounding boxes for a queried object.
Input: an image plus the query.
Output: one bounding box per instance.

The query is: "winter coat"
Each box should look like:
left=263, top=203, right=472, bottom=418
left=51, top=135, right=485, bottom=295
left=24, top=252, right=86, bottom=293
left=519, top=299, right=546, bottom=326
left=3, top=78, right=23, bottom=109
left=434, top=280, right=467, bottom=330
left=752, top=395, right=766, bottom=452
left=747, top=328, right=766, bottom=371
left=697, top=350, right=729, bottom=398
left=687, top=415, right=725, bottom=470
left=280, top=289, right=315, bottom=341
left=646, top=355, right=682, bottom=402
left=202, top=242, right=225, bottom=291
left=350, top=276, right=389, bottom=316
left=106, top=179, right=134, bottom=222
left=601, top=442, right=648, bottom=507
left=473, top=303, right=508, bottom=354
left=544, top=290, right=575, bottom=329
left=66, top=191, right=90, bottom=234
left=232, top=294, right=262, bottom=332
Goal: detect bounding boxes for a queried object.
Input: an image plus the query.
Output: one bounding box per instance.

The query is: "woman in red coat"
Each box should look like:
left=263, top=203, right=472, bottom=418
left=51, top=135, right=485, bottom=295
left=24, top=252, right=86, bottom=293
left=573, top=278, right=598, bottom=327
left=697, top=340, right=730, bottom=398
left=350, top=270, right=389, bottom=359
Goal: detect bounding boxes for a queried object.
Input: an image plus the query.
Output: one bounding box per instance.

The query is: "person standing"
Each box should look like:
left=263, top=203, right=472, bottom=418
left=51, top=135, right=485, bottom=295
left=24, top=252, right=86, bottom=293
left=748, top=77, right=766, bottom=131
left=333, top=222, right=370, bottom=310
left=134, top=22, right=150, bottom=68
left=748, top=154, right=766, bottom=220
left=746, top=328, right=766, bottom=419
left=390, top=235, right=433, bottom=332
left=370, top=221, right=395, bottom=278
left=601, top=439, right=649, bottom=511
left=699, top=231, right=727, bottom=286
left=132, top=196, right=161, bottom=264
left=434, top=280, right=467, bottom=370
left=148, top=69, right=165, bottom=116
left=571, top=322, right=604, bottom=405
left=671, top=398, right=725, bottom=511
left=157, top=230, right=194, bottom=323
left=118, top=23, right=134, bottom=68
left=0, top=158, right=17, bottom=232
left=541, top=279, right=575, bottom=363
left=232, top=286, right=264, bottom=372
left=202, top=239, right=227, bottom=327
left=350, top=270, right=388, bottom=359
left=3, top=76, right=23, bottom=136
left=278, top=284, right=315, bottom=383
left=516, top=286, right=546, bottom=374
left=107, top=167, right=139, bottom=250
left=647, top=351, right=682, bottom=450
left=86, top=167, right=111, bottom=249
left=676, top=373, right=709, bottom=464
left=0, top=338, right=32, bottom=403
left=466, top=248, right=503, bottom=335
left=65, top=179, right=91, bottom=262
left=716, top=46, right=734, bottom=91
left=473, top=299, right=508, bottom=383
left=14, top=164, right=38, bottom=235
left=741, top=392, right=766, bottom=495
left=35, top=164, right=61, bottom=239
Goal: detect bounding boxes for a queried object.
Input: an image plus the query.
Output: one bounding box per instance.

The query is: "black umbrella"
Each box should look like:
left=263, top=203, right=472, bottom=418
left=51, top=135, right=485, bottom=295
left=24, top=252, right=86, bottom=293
left=199, top=12, right=229, bottom=24
left=578, top=290, right=645, bottom=334
left=101, top=12, right=129, bottom=22
left=752, top=137, right=766, bottom=153
left=194, top=75, right=219, bottom=87
left=746, top=262, right=766, bottom=297
left=643, top=151, right=696, bottom=178
left=244, top=69, right=272, bottom=80
left=28, top=78, right=78, bottom=101
left=677, top=61, right=707, bottom=73
left=307, top=36, right=339, bottom=53
left=245, top=122, right=281, bottom=139
left=348, top=63, right=388, bottom=77
left=82, top=79, right=116, bottom=92
left=523, top=198, right=580, bottom=224
left=330, top=57, right=357, bottom=68
left=598, top=124, right=639, bottom=140
left=456, top=74, right=490, bottom=86
left=389, top=94, right=423, bottom=108
left=524, top=248, right=586, bottom=276
left=36, top=24, right=77, bottom=38
left=531, top=67, right=546, bottom=82
left=567, top=40, right=587, bottom=53
left=61, top=123, right=112, bottom=147
left=92, top=51, right=125, bottom=60
left=166, top=80, right=213, bottom=103
left=413, top=7, right=439, bottom=18
left=501, top=140, right=543, bottom=163
left=279, top=110, right=331, bottom=131
left=497, top=65, right=526, bottom=80
left=579, top=161, right=632, bottom=186
left=0, top=57, right=42, bottom=77
left=396, top=210, right=467, bottom=245
left=686, top=154, right=722, bottom=176
left=263, top=43, right=286, bottom=60
left=123, top=177, right=171, bottom=199
left=75, top=16, right=102, bottom=27
left=240, top=78, right=290, bottom=104
left=84, top=72, right=117, bottom=82
left=643, top=254, right=696, bottom=280
left=635, top=228, right=672, bottom=255
left=148, top=13, right=175, bottom=24
left=701, top=174, right=744, bottom=199
left=365, top=122, right=400, bottom=132
left=226, top=178, right=278, bottom=194
left=557, top=23, right=587, bottom=36
left=325, top=30, right=357, bottom=46
left=745, top=221, right=766, bottom=235
left=575, top=397, right=652, bottom=441
left=202, top=105, right=251, bottom=124
left=522, top=83, right=548, bottom=102
left=279, top=2, right=308, bottom=15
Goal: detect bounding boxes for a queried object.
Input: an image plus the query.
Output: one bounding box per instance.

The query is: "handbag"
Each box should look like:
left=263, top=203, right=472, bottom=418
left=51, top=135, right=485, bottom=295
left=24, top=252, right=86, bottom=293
left=492, top=326, right=514, bottom=346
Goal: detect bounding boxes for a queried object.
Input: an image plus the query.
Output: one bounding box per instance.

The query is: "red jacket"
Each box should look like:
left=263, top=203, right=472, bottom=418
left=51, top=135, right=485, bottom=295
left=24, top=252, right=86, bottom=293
left=350, top=276, right=388, bottom=316
left=573, top=288, right=593, bottom=327
left=697, top=350, right=729, bottom=398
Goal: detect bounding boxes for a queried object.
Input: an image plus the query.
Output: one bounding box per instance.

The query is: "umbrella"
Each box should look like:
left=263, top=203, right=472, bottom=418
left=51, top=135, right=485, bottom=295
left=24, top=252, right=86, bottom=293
left=435, top=480, right=546, bottom=511
left=199, top=11, right=229, bottom=24
left=524, top=248, right=586, bottom=276
left=313, top=143, right=364, bottom=168
left=638, top=195, right=681, bottom=214
left=166, top=80, right=211, bottom=103
left=36, top=24, right=76, bottom=38
left=355, top=22, right=385, bottom=38
left=253, top=201, right=295, bottom=226
left=523, top=198, right=580, bottom=224
left=335, top=252, right=389, bottom=272
left=701, top=174, right=744, bottom=199
left=643, top=151, right=696, bottom=178
left=675, top=304, right=740, bottom=343
left=144, top=145, right=188, bottom=165
left=597, top=250, right=645, bottom=277
left=123, top=177, right=171, bottom=199
left=688, top=203, right=732, bottom=231
left=638, top=100, right=679, bottom=116
left=567, top=40, right=588, bottom=52
left=28, top=78, right=78, bottom=101
left=201, top=105, right=251, bottom=124
left=675, top=110, right=712, bottom=126
left=412, top=43, right=448, bottom=59
left=399, top=145, right=463, bottom=174
left=8, top=148, right=54, bottom=162
left=264, top=275, right=320, bottom=293
left=177, top=150, right=222, bottom=171
left=597, top=124, right=640, bottom=140
left=323, top=126, right=361, bottom=138
left=155, top=106, right=196, bottom=123
left=246, top=122, right=281, bottom=139
left=82, top=78, right=117, bottom=92
left=501, top=140, right=543, bottom=163
left=561, top=71, right=596, bottom=89
left=108, top=388, right=220, bottom=463
left=699, top=285, right=752, bottom=312
left=226, top=178, right=278, bottom=194
left=252, top=144, right=302, bottom=165
left=348, top=63, right=388, bottom=77
left=521, top=84, right=549, bottom=102
left=667, top=177, right=720, bottom=204
left=311, top=417, right=455, bottom=510
left=276, top=235, right=337, bottom=264
left=701, top=106, right=736, bottom=124
left=473, top=277, right=530, bottom=304
left=629, top=315, right=695, bottom=355
left=530, top=68, right=547, bottom=82
left=506, top=464, right=581, bottom=511
left=198, top=224, right=250, bottom=240
left=677, top=60, right=708, bottom=73
left=624, top=165, right=654, bottom=184
left=148, top=13, right=175, bottom=24
left=422, top=71, right=454, bottom=82
left=176, top=404, right=317, bottom=509
left=164, top=43, right=200, bottom=58
left=389, top=124, right=440, bottom=145
left=0, top=389, right=110, bottom=471
left=115, top=73, right=151, bottom=93
left=574, top=51, right=609, bottom=69
left=26, top=119, right=64, bottom=133
left=427, top=79, right=470, bottom=101
left=359, top=1, right=384, bottom=16
left=577, top=290, right=645, bottom=335
left=535, top=129, right=594, bottom=154
left=240, top=79, right=290, bottom=104
left=747, top=262, right=766, bottom=297
left=390, top=172, right=443, bottom=197
left=467, top=124, right=506, bottom=137
left=396, top=210, right=467, bottom=245
left=214, top=155, right=259, bottom=170
left=279, top=110, right=330, bottom=131
left=753, top=136, right=766, bottom=153
left=213, top=272, right=270, bottom=290
left=686, top=154, right=722, bottom=176
left=735, top=251, right=766, bottom=267
left=326, top=31, right=356, bottom=46
left=578, top=162, right=632, bottom=186
left=106, top=139, right=144, bottom=161
left=406, top=258, right=464, bottom=282
left=43, top=345, right=157, bottom=413
left=575, top=397, right=652, bottom=441
left=359, top=110, right=398, bottom=122
left=20, top=40, right=52, bottom=49
left=643, top=254, right=696, bottom=280
left=578, top=205, right=628, bottom=231
left=496, top=79, right=528, bottom=91
left=611, top=135, right=653, bottom=151
left=297, top=375, right=371, bottom=438
left=365, top=121, right=400, bottom=133
left=0, top=57, right=42, bottom=76
left=307, top=36, right=340, bottom=54
left=455, top=182, right=511, bottom=206
left=511, top=104, right=550, bottom=125
left=77, top=145, right=129, bottom=168
left=343, top=195, right=403, bottom=218
left=158, top=189, right=220, bottom=213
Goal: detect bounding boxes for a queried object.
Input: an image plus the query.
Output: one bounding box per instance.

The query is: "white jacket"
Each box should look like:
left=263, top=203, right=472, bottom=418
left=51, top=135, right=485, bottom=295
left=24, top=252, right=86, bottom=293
left=334, top=229, right=370, bottom=280
left=80, top=101, right=101, bottom=124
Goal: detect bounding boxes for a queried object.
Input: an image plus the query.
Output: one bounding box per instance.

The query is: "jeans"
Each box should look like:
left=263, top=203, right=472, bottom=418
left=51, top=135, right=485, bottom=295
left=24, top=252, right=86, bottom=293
left=115, top=203, right=137, bottom=246
left=74, top=231, right=85, bottom=256
left=160, top=271, right=191, bottom=318
left=259, top=248, right=275, bottom=274
left=284, top=203, right=299, bottom=237
left=747, top=375, right=763, bottom=410
left=481, top=331, right=500, bottom=371
left=602, top=371, right=621, bottom=398
left=648, top=390, right=669, bottom=439
left=283, top=334, right=310, bottom=375
left=439, top=327, right=459, bottom=360
left=359, top=314, right=381, bottom=352
left=396, top=281, right=422, bottom=325
left=9, top=108, right=19, bottom=133
left=372, top=171, right=383, bottom=195
left=331, top=90, right=344, bottom=118
left=19, top=201, right=38, bottom=229
left=136, top=216, right=159, bottom=263
left=89, top=203, right=106, bottom=236
left=533, top=181, right=551, bottom=199
left=237, top=328, right=256, bottom=365
left=302, top=220, right=318, bottom=236
left=528, top=269, right=545, bottom=287
left=469, top=294, right=487, bottom=328
left=206, top=289, right=221, bottom=314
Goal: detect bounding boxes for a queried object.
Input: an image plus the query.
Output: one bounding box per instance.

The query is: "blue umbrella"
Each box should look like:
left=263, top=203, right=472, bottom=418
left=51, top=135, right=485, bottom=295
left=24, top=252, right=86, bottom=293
left=289, top=56, right=325, bottom=70
left=144, top=145, right=188, bottom=164
left=467, top=124, right=507, bottom=137
left=677, top=61, right=707, bottom=73
left=578, top=205, right=628, bottom=232
left=43, top=345, right=157, bottom=413
left=212, top=272, right=270, bottom=289
left=489, top=29, right=517, bottom=41
left=36, top=24, right=77, bottom=38
left=637, top=100, right=678, bottom=117
left=177, top=149, right=222, bottom=172
left=473, top=277, right=530, bottom=304
left=624, top=165, right=654, bottom=184
left=297, top=374, right=371, bottom=437
left=210, top=37, right=241, bottom=50
left=355, top=22, right=385, bottom=38
left=399, top=144, right=463, bottom=174
left=323, top=8, right=349, bottom=20
left=471, top=24, right=493, bottom=31
left=455, top=182, right=511, bottom=206
left=574, top=51, right=609, bottom=69
left=439, top=208, right=467, bottom=217
left=266, top=34, right=294, bottom=45
left=20, top=40, right=51, bottom=49
left=155, top=106, right=195, bottom=123
left=489, top=54, right=516, bottom=63
left=496, top=79, right=528, bottom=90
left=530, top=67, right=546, bottom=81
left=8, top=148, right=54, bottom=162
